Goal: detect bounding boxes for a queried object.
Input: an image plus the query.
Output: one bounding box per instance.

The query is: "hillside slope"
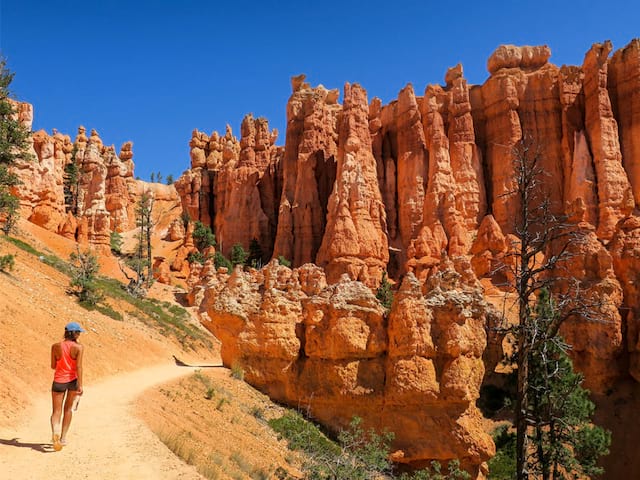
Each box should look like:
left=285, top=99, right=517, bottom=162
left=0, top=219, right=214, bottom=427
left=0, top=219, right=305, bottom=479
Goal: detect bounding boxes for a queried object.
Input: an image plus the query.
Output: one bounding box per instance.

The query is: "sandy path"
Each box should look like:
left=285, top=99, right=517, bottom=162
left=0, top=364, right=205, bottom=479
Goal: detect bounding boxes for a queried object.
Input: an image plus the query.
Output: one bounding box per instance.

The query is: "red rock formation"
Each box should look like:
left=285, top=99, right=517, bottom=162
left=105, top=141, right=136, bottom=231
left=75, top=129, right=111, bottom=251
left=370, top=97, right=399, bottom=248
left=215, top=115, right=282, bottom=258
left=384, top=271, right=494, bottom=473
left=610, top=217, right=640, bottom=382
left=175, top=118, right=283, bottom=261
left=446, top=65, right=486, bottom=233
left=609, top=39, right=640, bottom=207
left=14, top=128, right=70, bottom=231
left=408, top=65, right=487, bottom=279
left=582, top=42, right=634, bottom=240
left=11, top=102, right=71, bottom=231
left=553, top=219, right=624, bottom=392
left=395, top=84, right=428, bottom=253
left=479, top=45, right=567, bottom=233
left=272, top=75, right=341, bottom=266
left=316, top=83, right=389, bottom=287
left=12, top=119, right=181, bottom=255
left=559, top=66, right=599, bottom=225
left=195, top=260, right=495, bottom=476
left=407, top=84, right=454, bottom=277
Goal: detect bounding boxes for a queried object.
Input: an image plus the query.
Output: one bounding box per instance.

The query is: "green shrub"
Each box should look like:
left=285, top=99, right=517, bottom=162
left=270, top=412, right=470, bottom=480
left=487, top=425, right=516, bottom=480
left=400, top=460, right=470, bottom=480
left=277, top=255, right=291, bottom=268
left=230, top=243, right=248, bottom=267
left=187, top=251, right=207, bottom=264
left=268, top=411, right=340, bottom=458
left=214, top=251, right=232, bottom=271
left=110, top=230, right=123, bottom=255
left=376, top=272, right=394, bottom=310
left=193, top=221, right=216, bottom=251
left=230, top=362, right=244, bottom=380
left=251, top=406, right=265, bottom=420
left=0, top=253, right=14, bottom=271
left=216, top=398, right=228, bottom=411
left=93, top=303, right=123, bottom=321
left=69, top=249, right=103, bottom=306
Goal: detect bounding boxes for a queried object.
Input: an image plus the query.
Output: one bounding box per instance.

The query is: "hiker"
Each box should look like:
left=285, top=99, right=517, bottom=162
left=50, top=321, right=85, bottom=451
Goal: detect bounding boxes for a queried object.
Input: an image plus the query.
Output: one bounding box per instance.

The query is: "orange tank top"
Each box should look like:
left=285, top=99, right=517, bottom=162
left=54, top=340, right=78, bottom=383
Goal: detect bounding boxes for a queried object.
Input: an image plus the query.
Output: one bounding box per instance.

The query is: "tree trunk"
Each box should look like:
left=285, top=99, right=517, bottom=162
left=516, top=345, right=529, bottom=480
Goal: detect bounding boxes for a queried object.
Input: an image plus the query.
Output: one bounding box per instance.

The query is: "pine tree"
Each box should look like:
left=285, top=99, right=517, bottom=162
left=500, top=136, right=610, bottom=479
left=376, top=272, right=394, bottom=310
left=213, top=251, right=232, bottom=271
left=192, top=221, right=216, bottom=251
left=230, top=243, right=248, bottom=267
left=69, top=248, right=103, bottom=306
left=248, top=238, right=263, bottom=268
left=0, top=57, right=31, bottom=235
left=110, top=230, right=123, bottom=255
left=63, top=145, right=80, bottom=215
left=527, top=290, right=610, bottom=480
left=120, top=191, right=153, bottom=296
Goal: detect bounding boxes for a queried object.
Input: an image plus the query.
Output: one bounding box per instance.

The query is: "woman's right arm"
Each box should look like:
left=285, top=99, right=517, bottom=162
left=75, top=344, right=84, bottom=395
left=50, top=344, right=57, bottom=369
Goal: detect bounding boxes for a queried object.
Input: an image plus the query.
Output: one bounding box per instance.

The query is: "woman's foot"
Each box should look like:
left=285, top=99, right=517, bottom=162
left=52, top=434, right=63, bottom=451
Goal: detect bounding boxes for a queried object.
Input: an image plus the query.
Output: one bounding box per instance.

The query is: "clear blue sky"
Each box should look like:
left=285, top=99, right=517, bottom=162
left=0, top=1, right=638, bottom=181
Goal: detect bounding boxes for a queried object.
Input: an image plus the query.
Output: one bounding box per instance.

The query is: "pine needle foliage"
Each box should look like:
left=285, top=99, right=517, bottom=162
left=0, top=58, right=32, bottom=235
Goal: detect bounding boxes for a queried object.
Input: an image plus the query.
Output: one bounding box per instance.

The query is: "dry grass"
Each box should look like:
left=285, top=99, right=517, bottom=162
left=136, top=369, right=303, bottom=480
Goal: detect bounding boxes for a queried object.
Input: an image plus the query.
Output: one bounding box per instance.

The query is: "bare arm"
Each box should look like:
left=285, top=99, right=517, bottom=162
left=50, top=343, right=58, bottom=369
left=75, top=344, right=84, bottom=395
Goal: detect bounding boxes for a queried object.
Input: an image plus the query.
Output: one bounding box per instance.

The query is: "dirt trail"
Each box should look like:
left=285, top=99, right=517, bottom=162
left=0, top=363, right=205, bottom=479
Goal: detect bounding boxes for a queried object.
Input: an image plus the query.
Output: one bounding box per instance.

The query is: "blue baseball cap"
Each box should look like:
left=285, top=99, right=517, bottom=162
left=65, top=322, right=86, bottom=332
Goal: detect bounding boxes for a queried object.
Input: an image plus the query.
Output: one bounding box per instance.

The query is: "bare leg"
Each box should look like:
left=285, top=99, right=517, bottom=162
left=60, top=390, right=79, bottom=442
left=50, top=391, right=65, bottom=437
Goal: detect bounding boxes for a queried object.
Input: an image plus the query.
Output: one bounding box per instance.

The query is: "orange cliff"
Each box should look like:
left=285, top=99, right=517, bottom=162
left=11, top=116, right=180, bottom=255
left=177, top=40, right=640, bottom=389
left=190, top=259, right=495, bottom=477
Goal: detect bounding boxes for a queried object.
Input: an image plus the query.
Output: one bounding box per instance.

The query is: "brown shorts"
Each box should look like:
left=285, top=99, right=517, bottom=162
left=52, top=379, right=78, bottom=392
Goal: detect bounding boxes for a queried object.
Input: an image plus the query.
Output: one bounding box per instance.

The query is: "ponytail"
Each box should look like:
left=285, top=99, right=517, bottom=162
left=64, top=330, right=79, bottom=341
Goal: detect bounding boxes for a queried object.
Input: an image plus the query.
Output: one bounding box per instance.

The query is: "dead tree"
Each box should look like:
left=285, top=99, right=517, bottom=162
left=493, top=136, right=609, bottom=479
left=119, top=190, right=154, bottom=297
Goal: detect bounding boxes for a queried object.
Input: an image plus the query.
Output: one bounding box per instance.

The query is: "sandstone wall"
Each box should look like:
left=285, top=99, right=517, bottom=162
left=12, top=120, right=180, bottom=254
left=176, top=40, right=640, bottom=392
left=195, top=260, right=495, bottom=477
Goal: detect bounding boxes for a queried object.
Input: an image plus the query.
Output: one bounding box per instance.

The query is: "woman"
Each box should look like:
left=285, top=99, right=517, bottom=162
left=50, top=321, right=85, bottom=451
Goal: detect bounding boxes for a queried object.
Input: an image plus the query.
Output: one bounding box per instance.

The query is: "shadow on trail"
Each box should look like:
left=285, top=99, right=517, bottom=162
left=0, top=437, right=53, bottom=453
left=172, top=355, right=223, bottom=368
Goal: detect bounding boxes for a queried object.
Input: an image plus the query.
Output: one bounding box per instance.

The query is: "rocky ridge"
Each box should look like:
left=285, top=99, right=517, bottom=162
left=190, top=259, right=495, bottom=477
left=176, top=40, right=640, bottom=391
